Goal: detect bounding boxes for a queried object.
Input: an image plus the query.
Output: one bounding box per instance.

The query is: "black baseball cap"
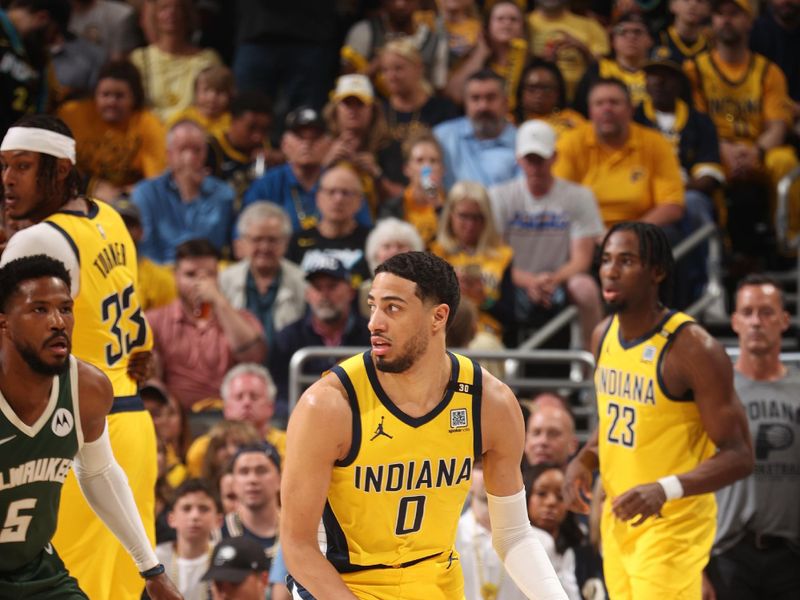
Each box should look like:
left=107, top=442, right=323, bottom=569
left=304, top=255, right=350, bottom=283
left=285, top=106, right=325, bottom=133
left=201, top=537, right=269, bottom=583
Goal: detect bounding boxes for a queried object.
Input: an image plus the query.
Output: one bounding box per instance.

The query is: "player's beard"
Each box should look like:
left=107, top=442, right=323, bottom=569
left=17, top=341, right=69, bottom=377
left=603, top=298, right=626, bottom=314
left=375, top=328, right=429, bottom=373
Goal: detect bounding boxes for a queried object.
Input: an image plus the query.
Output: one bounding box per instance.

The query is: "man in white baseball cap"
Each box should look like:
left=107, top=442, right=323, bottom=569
left=489, top=120, right=604, bottom=350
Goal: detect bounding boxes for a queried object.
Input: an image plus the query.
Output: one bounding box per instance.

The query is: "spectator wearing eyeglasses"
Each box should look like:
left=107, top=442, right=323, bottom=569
left=286, top=164, right=372, bottom=287
left=219, top=202, right=307, bottom=348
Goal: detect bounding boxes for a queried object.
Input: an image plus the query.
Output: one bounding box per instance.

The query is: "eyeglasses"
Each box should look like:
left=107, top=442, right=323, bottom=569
left=319, top=187, right=362, bottom=199
left=523, top=83, right=558, bottom=93
left=453, top=212, right=485, bottom=222
left=243, top=234, right=284, bottom=245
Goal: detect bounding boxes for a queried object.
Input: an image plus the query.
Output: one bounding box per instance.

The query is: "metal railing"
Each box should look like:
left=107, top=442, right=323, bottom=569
left=288, top=346, right=597, bottom=436
left=514, top=221, right=727, bottom=353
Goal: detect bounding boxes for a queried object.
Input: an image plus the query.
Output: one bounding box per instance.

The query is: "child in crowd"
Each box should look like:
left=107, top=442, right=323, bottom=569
left=199, top=421, right=261, bottom=491
left=525, top=464, right=606, bottom=600
left=168, top=65, right=234, bottom=138
left=156, top=479, right=223, bottom=600
left=379, top=131, right=446, bottom=247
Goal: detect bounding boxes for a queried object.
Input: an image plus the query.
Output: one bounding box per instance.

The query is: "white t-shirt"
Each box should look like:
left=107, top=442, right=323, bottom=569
left=455, top=509, right=527, bottom=600
left=489, top=176, right=603, bottom=275
left=155, top=542, right=211, bottom=600
left=531, top=527, right=582, bottom=600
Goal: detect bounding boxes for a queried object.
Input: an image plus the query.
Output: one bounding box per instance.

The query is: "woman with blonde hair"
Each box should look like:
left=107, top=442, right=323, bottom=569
left=380, top=38, right=458, bottom=145
left=199, top=420, right=261, bottom=491
left=430, top=181, right=515, bottom=344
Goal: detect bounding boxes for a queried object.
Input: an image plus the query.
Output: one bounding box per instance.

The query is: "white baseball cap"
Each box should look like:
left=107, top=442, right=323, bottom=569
left=332, top=74, right=374, bottom=105
left=515, top=120, right=557, bottom=160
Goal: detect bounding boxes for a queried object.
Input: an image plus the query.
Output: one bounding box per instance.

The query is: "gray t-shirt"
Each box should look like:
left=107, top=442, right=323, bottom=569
left=489, top=176, right=603, bottom=274
left=713, top=367, right=800, bottom=554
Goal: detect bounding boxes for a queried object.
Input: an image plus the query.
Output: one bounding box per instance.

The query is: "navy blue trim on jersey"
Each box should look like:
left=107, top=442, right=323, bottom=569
left=286, top=575, right=317, bottom=599
left=109, top=394, right=145, bottom=414
left=57, top=199, right=100, bottom=219
left=331, top=362, right=362, bottom=468
left=363, top=351, right=460, bottom=428
left=616, top=310, right=676, bottom=350
left=321, top=500, right=353, bottom=572
left=656, top=321, right=696, bottom=402
left=470, top=359, right=483, bottom=460
left=44, top=221, right=80, bottom=266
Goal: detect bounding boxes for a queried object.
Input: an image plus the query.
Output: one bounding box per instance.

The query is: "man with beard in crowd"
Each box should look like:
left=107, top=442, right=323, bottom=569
left=434, top=69, right=519, bottom=190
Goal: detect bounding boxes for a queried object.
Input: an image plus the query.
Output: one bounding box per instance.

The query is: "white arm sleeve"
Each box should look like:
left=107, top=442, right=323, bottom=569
left=1, top=224, right=80, bottom=295
left=73, top=424, right=158, bottom=572
left=487, top=489, right=568, bottom=600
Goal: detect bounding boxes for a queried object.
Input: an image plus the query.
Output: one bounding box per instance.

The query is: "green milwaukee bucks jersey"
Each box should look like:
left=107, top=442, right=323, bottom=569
left=0, top=356, right=82, bottom=572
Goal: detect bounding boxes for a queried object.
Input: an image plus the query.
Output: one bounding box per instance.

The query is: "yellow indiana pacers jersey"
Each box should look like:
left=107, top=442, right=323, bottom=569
left=692, top=51, right=768, bottom=142
left=45, top=200, right=153, bottom=400
left=596, top=311, right=716, bottom=513
left=325, top=350, right=481, bottom=573
left=599, top=58, right=647, bottom=107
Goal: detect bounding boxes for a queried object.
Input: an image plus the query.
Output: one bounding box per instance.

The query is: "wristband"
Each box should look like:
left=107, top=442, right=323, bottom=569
left=139, top=563, right=165, bottom=579
left=658, top=475, right=684, bottom=501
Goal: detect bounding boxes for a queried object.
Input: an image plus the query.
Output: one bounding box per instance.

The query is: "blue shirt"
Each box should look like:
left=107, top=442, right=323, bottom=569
left=132, top=171, right=235, bottom=264
left=242, top=163, right=373, bottom=233
left=433, top=117, right=519, bottom=190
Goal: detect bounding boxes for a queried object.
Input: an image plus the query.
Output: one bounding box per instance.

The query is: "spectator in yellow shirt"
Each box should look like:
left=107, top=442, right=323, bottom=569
left=57, top=60, right=167, bottom=202
left=684, top=0, right=799, bottom=254
left=167, top=65, right=234, bottom=140
left=527, top=0, right=610, bottom=102
left=554, top=77, right=685, bottom=229
left=514, top=59, right=587, bottom=137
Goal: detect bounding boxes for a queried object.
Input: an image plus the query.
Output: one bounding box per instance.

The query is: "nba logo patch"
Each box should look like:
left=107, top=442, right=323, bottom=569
left=450, top=409, right=468, bottom=430
left=51, top=408, right=74, bottom=437
left=641, top=345, right=657, bottom=363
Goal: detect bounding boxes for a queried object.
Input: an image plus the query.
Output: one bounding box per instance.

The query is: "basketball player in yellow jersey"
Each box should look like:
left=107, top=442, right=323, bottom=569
left=281, top=252, right=568, bottom=600
left=1, top=115, right=159, bottom=600
left=565, top=222, right=754, bottom=600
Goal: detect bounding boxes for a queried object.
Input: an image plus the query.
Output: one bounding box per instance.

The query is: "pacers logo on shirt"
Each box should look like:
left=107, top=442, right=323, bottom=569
left=51, top=408, right=74, bottom=437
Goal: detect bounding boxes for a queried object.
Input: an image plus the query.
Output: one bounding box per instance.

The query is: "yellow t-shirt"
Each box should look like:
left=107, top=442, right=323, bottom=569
left=522, top=107, right=587, bottom=138
left=57, top=100, right=166, bottom=187
left=598, top=58, right=648, bottom=108
left=137, top=257, right=176, bottom=312
left=167, top=105, right=231, bottom=140
left=185, top=427, right=287, bottom=478
left=445, top=17, right=481, bottom=70
left=401, top=187, right=440, bottom=247
left=684, top=50, right=792, bottom=143
left=45, top=200, right=154, bottom=399
left=553, top=122, right=684, bottom=226
left=130, top=45, right=222, bottom=123
left=528, top=10, right=609, bottom=101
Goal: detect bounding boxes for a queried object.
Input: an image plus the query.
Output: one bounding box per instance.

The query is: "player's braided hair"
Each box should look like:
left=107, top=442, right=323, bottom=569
left=375, top=251, right=461, bottom=328
left=602, top=221, right=675, bottom=304
left=0, top=255, right=71, bottom=312
left=10, top=114, right=83, bottom=202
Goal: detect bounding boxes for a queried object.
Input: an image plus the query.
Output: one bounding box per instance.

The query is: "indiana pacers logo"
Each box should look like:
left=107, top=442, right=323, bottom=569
left=51, top=408, right=74, bottom=437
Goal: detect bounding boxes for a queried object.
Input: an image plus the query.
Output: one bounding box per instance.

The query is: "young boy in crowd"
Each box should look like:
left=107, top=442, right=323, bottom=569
left=156, top=479, right=223, bottom=600
left=169, top=65, right=235, bottom=138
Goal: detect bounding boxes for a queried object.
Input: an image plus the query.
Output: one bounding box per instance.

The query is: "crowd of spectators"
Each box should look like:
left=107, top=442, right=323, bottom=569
left=2, top=0, right=800, bottom=599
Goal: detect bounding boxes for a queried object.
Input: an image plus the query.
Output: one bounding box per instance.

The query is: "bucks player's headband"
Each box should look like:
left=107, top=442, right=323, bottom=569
left=1, top=127, right=77, bottom=165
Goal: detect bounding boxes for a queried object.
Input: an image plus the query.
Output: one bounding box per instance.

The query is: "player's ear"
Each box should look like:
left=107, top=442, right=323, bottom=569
left=652, top=265, right=666, bottom=285
left=55, top=158, right=71, bottom=182
left=432, top=302, right=449, bottom=332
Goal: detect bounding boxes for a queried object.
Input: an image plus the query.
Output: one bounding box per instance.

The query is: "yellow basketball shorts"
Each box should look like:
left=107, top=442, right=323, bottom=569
left=601, top=500, right=714, bottom=600
left=53, top=410, right=157, bottom=600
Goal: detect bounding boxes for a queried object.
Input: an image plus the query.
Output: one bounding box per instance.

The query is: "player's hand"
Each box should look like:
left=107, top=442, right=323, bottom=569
left=611, top=482, right=667, bottom=526
left=144, top=573, right=183, bottom=599
left=128, top=351, right=154, bottom=383
left=563, top=456, right=593, bottom=514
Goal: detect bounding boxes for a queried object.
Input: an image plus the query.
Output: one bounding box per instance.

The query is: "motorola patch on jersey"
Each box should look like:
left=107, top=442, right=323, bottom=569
left=51, top=408, right=74, bottom=437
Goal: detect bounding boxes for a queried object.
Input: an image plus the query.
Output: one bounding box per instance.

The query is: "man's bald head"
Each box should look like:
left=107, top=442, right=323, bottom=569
left=524, top=403, right=577, bottom=467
